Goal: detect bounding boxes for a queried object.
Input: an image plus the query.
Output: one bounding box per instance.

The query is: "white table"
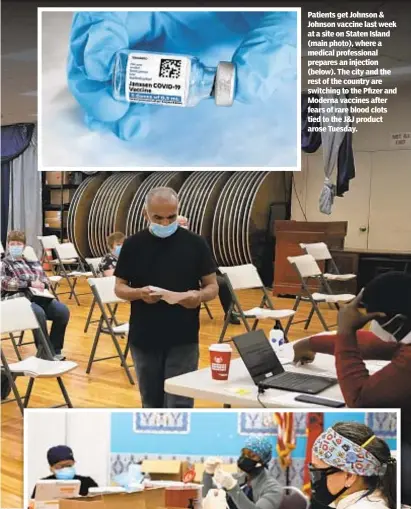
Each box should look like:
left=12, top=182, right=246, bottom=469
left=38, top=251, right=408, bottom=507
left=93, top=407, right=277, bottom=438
left=164, top=354, right=389, bottom=408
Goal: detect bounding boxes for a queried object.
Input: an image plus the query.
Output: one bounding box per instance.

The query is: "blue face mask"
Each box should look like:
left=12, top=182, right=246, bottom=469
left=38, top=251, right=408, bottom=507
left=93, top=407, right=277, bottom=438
left=149, top=221, right=179, bottom=239
left=54, top=466, right=76, bottom=480
left=9, top=246, right=24, bottom=258
left=114, top=245, right=122, bottom=257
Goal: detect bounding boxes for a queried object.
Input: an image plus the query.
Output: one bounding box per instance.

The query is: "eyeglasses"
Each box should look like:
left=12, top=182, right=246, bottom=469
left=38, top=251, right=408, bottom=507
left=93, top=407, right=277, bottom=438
left=308, top=464, right=341, bottom=483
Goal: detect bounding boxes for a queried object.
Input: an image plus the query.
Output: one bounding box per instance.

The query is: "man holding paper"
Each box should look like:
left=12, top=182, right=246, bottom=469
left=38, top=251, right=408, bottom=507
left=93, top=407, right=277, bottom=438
left=1, top=230, right=70, bottom=360
left=114, top=187, right=219, bottom=408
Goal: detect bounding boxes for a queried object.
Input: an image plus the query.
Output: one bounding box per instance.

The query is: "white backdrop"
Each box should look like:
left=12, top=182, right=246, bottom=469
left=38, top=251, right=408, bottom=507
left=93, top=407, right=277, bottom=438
left=25, top=410, right=111, bottom=503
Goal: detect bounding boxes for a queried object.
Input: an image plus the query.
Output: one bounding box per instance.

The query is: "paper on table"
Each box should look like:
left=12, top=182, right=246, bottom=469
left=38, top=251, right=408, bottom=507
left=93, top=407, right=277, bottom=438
left=148, top=286, right=189, bottom=305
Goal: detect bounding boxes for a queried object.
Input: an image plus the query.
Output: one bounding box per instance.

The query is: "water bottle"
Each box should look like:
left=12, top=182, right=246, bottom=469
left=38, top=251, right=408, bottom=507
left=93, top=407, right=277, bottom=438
left=112, top=49, right=235, bottom=107
left=269, top=322, right=285, bottom=355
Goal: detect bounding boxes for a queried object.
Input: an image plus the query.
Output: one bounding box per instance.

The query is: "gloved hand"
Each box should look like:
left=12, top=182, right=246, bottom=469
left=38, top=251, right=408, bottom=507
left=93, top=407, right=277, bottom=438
left=67, top=11, right=297, bottom=141
left=204, top=457, right=223, bottom=475
left=213, top=468, right=237, bottom=491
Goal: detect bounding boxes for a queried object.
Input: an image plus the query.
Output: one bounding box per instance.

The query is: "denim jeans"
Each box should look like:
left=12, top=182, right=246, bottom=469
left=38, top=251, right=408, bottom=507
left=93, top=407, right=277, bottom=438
left=130, top=342, right=199, bottom=408
left=31, top=298, right=70, bottom=355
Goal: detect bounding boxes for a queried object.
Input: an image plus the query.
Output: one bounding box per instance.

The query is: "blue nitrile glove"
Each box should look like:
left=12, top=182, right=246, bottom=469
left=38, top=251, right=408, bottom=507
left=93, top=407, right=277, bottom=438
left=233, top=11, right=297, bottom=104
left=67, top=11, right=296, bottom=141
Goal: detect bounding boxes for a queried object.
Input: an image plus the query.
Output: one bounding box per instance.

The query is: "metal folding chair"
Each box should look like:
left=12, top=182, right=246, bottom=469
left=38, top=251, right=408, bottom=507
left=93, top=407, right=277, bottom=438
left=84, top=257, right=122, bottom=334
left=218, top=264, right=295, bottom=343
left=284, top=254, right=355, bottom=334
left=300, top=242, right=357, bottom=282
left=23, top=245, right=62, bottom=300
left=0, top=297, right=78, bottom=414
left=86, top=277, right=134, bottom=385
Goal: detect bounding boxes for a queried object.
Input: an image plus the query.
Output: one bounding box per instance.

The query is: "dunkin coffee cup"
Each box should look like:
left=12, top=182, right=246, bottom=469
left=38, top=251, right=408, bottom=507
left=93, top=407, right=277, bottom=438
left=209, top=344, right=232, bottom=381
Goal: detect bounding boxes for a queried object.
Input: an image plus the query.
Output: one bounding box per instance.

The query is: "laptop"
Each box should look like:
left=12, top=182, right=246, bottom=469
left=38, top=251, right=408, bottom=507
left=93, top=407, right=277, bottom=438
left=233, top=330, right=337, bottom=394
left=34, top=479, right=81, bottom=501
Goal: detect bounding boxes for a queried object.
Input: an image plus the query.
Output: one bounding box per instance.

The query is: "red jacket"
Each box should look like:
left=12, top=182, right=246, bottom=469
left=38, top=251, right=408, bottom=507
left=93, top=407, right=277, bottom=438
left=309, top=330, right=411, bottom=443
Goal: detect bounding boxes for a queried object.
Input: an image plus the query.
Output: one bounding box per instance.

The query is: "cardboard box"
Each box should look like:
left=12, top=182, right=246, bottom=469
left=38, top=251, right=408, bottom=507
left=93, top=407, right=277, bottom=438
left=50, top=189, right=75, bottom=205
left=58, top=487, right=165, bottom=509
left=193, top=463, right=238, bottom=483
left=46, top=172, right=71, bottom=186
left=44, top=211, right=68, bottom=229
left=142, top=461, right=187, bottom=482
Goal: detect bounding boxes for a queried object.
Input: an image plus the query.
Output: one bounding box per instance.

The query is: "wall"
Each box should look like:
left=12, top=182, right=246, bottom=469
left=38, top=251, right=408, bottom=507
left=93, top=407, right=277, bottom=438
left=110, top=411, right=397, bottom=488
left=292, top=82, right=411, bottom=250
left=25, top=410, right=111, bottom=503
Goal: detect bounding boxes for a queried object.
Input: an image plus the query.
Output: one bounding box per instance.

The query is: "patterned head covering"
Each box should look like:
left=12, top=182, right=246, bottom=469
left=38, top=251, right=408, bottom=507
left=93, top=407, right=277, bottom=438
left=312, top=427, right=384, bottom=477
left=244, top=436, right=273, bottom=464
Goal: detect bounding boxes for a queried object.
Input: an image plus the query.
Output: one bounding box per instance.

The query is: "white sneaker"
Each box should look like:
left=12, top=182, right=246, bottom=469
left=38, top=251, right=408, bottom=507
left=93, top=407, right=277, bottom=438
left=53, top=354, right=66, bottom=361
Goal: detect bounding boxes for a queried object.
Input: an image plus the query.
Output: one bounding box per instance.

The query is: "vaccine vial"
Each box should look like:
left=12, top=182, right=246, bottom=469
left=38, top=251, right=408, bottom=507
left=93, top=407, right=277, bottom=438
left=112, top=49, right=235, bottom=107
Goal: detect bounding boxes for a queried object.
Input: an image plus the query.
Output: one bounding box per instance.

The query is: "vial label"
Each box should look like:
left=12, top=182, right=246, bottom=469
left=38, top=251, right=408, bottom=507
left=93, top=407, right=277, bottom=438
left=125, top=52, right=191, bottom=107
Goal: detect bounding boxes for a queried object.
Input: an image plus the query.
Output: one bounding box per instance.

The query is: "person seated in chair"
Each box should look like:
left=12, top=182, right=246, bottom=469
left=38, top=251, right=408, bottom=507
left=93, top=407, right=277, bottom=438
left=32, top=445, right=98, bottom=498
left=309, top=422, right=395, bottom=509
left=1, top=230, right=70, bottom=360
left=98, top=231, right=126, bottom=277
left=177, top=216, right=240, bottom=325
left=203, top=436, right=283, bottom=509
left=293, top=271, right=411, bottom=505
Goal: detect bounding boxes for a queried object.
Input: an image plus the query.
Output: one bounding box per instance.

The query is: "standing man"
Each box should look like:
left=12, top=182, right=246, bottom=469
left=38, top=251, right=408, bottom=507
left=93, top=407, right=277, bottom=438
left=114, top=187, right=219, bottom=408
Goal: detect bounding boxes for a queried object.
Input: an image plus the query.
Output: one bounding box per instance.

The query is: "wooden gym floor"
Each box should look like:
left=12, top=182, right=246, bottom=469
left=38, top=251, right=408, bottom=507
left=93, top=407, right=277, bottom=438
left=1, top=279, right=340, bottom=508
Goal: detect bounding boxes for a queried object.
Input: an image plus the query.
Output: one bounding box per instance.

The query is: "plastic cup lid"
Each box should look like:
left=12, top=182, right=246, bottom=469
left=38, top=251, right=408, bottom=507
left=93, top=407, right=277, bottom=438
left=209, top=343, right=232, bottom=352
left=214, top=62, right=235, bottom=107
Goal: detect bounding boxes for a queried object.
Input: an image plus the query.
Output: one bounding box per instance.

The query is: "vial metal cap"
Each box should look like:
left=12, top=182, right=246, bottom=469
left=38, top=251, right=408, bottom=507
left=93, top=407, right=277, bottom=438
left=215, top=61, right=235, bottom=107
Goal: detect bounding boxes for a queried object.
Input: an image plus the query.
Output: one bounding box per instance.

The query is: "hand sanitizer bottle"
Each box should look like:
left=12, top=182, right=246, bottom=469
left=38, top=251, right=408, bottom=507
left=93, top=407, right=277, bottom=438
left=112, top=49, right=235, bottom=107
left=269, top=323, right=285, bottom=354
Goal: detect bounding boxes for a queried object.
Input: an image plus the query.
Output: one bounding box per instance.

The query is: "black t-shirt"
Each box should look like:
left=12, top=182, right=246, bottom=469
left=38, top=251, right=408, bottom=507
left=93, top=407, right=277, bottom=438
left=114, top=227, right=216, bottom=350
left=31, top=475, right=98, bottom=498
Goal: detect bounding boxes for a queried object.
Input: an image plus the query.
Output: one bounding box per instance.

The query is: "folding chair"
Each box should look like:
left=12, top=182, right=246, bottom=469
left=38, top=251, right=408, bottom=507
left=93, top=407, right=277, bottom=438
left=0, top=297, right=78, bottom=414
left=279, top=487, right=309, bottom=509
left=1, top=333, right=22, bottom=361
left=84, top=257, right=103, bottom=332
left=84, top=257, right=122, bottom=333
left=202, top=302, right=214, bottom=319
left=23, top=245, right=62, bottom=300
left=86, top=277, right=134, bottom=385
left=284, top=254, right=355, bottom=334
left=43, top=239, right=92, bottom=305
left=218, top=264, right=295, bottom=343
left=300, top=242, right=357, bottom=282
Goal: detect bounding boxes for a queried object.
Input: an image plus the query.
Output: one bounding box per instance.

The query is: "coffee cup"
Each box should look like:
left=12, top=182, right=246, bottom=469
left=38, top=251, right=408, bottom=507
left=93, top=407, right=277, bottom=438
left=209, top=343, right=232, bottom=381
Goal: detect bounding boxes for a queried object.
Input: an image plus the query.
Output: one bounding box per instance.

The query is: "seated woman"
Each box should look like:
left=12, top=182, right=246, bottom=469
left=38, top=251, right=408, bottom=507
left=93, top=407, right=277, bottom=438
left=203, top=436, right=283, bottom=509
left=309, top=421, right=396, bottom=509
left=32, top=445, right=98, bottom=498
left=1, top=230, right=70, bottom=360
left=98, top=231, right=125, bottom=277
left=293, top=272, right=411, bottom=505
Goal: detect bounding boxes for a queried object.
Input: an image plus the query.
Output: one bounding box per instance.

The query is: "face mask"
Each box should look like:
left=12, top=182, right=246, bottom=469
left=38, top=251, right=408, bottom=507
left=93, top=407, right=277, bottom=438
left=114, top=245, right=122, bottom=257
left=9, top=246, right=24, bottom=258
left=149, top=220, right=178, bottom=239
left=370, top=316, right=411, bottom=344
left=54, top=466, right=76, bottom=480
left=237, top=455, right=263, bottom=474
left=310, top=466, right=348, bottom=507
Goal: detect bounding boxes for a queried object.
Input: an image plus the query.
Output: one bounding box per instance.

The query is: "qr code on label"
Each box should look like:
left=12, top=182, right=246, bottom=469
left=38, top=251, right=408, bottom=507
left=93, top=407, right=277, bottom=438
left=159, top=58, right=182, bottom=79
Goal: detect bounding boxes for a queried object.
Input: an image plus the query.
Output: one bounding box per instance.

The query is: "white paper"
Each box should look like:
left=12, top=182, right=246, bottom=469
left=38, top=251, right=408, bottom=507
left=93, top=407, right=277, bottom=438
left=148, top=286, right=190, bottom=305
left=29, top=287, right=54, bottom=299
left=244, top=307, right=294, bottom=319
